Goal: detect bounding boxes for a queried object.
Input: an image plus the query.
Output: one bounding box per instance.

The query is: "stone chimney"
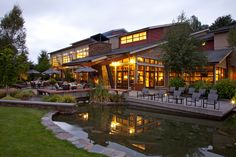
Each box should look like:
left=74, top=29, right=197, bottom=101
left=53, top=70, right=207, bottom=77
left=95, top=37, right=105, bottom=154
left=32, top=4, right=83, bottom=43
left=89, top=42, right=111, bottom=56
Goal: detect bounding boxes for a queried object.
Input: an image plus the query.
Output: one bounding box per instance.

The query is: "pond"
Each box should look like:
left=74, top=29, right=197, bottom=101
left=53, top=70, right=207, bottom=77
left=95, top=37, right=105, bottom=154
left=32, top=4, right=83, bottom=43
left=52, top=104, right=236, bottom=157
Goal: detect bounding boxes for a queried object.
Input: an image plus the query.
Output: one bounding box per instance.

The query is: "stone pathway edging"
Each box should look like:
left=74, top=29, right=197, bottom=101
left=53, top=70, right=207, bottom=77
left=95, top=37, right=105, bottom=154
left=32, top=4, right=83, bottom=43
left=41, top=111, right=126, bottom=157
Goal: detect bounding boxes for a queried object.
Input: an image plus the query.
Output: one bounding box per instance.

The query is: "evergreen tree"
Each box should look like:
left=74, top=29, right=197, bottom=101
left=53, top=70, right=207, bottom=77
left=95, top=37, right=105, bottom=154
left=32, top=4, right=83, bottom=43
left=161, top=13, right=207, bottom=78
left=189, top=15, right=209, bottom=32
left=35, top=50, right=51, bottom=72
left=210, top=15, right=236, bottom=30
left=228, top=28, right=236, bottom=48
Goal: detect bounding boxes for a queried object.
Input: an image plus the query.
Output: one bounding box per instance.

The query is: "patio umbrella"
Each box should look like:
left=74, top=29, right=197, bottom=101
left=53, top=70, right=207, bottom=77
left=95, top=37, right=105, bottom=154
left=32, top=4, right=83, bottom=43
left=75, top=66, right=97, bottom=73
left=42, top=68, right=60, bottom=75
left=27, top=69, right=40, bottom=74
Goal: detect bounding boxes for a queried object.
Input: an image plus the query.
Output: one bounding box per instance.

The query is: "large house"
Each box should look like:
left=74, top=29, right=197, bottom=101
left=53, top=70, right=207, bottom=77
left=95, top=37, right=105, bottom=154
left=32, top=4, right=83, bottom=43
left=49, top=24, right=236, bottom=89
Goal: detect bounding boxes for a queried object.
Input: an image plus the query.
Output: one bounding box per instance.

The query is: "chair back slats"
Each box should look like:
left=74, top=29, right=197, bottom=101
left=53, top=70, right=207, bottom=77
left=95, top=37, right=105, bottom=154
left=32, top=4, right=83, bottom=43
left=208, top=93, right=218, bottom=104
left=192, top=92, right=200, bottom=101
left=199, top=89, right=206, bottom=96
left=209, top=89, right=217, bottom=94
left=174, top=90, right=181, bottom=98
left=169, top=87, right=175, bottom=93
left=188, top=87, right=195, bottom=95
left=178, top=87, right=185, bottom=94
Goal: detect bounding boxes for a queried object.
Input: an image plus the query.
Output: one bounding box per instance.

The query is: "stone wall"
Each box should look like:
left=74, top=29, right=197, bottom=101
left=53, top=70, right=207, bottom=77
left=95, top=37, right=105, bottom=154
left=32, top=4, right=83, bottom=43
left=89, top=42, right=111, bottom=56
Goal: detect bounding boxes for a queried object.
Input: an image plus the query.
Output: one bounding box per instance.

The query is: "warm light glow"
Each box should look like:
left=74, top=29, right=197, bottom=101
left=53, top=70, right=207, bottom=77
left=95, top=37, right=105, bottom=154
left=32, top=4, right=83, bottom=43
left=132, top=144, right=146, bottom=150
left=110, top=122, right=119, bottom=128
left=164, top=93, right=167, bottom=97
left=82, top=113, right=88, bottom=120
left=232, top=100, right=235, bottom=105
left=202, top=42, right=206, bottom=46
left=111, top=61, right=120, bottom=67
left=129, top=58, right=136, bottom=64
left=124, top=75, right=128, bottom=79
left=120, top=31, right=147, bottom=44
left=129, top=128, right=135, bottom=134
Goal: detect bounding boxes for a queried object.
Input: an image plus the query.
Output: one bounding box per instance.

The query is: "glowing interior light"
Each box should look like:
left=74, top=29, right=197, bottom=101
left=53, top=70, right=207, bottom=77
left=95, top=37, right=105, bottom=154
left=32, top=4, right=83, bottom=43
left=231, top=100, right=235, bottom=105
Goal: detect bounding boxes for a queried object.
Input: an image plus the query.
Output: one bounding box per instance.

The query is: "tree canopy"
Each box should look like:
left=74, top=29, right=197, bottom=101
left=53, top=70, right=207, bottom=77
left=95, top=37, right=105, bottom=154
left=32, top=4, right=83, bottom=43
left=35, top=50, right=51, bottom=72
left=228, top=28, right=236, bottom=47
left=210, top=15, right=236, bottom=30
left=161, top=13, right=207, bottom=77
left=0, top=5, right=29, bottom=89
left=189, top=15, right=209, bottom=32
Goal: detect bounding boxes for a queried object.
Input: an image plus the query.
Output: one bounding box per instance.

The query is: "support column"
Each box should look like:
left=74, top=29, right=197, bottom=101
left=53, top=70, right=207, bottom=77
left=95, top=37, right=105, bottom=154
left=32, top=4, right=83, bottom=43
left=213, top=64, right=216, bottom=84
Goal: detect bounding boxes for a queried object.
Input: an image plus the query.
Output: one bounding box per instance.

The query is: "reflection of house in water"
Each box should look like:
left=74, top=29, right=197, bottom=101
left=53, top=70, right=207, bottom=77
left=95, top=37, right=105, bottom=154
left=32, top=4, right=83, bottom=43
left=110, top=113, right=161, bottom=136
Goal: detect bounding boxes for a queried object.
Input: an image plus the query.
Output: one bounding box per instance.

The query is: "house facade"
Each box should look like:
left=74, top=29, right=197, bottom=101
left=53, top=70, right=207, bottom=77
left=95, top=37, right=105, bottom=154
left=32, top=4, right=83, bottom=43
left=50, top=24, right=236, bottom=89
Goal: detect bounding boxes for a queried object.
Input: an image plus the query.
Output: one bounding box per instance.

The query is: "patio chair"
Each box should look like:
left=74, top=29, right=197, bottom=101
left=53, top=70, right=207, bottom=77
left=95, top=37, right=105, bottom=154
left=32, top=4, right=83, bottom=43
left=199, top=88, right=206, bottom=98
left=55, top=83, right=63, bottom=90
left=137, top=88, right=149, bottom=98
left=154, top=89, right=166, bottom=102
left=209, top=89, right=217, bottom=94
left=203, top=93, right=219, bottom=110
left=168, top=90, right=185, bottom=104
left=187, top=87, right=195, bottom=95
left=186, top=92, right=201, bottom=106
left=178, top=87, right=186, bottom=94
left=168, top=87, right=176, bottom=96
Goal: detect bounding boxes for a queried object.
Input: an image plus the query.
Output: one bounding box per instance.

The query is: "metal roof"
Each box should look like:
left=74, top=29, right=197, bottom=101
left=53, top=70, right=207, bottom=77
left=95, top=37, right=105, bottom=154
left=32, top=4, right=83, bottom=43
left=206, top=48, right=232, bottom=63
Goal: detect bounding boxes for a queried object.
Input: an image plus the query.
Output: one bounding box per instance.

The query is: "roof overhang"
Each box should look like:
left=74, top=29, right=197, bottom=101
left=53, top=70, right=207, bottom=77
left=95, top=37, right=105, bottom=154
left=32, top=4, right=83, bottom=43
left=130, top=41, right=167, bottom=54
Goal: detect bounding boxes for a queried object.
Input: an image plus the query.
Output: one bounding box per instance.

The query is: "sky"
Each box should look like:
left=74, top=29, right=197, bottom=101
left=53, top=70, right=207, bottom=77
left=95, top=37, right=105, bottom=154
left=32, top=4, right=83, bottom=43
left=0, top=0, right=236, bottom=63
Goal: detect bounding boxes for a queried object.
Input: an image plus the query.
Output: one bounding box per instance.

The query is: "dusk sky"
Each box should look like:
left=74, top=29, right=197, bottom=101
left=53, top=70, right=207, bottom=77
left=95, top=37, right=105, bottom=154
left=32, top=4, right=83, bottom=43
left=0, top=0, right=236, bottom=63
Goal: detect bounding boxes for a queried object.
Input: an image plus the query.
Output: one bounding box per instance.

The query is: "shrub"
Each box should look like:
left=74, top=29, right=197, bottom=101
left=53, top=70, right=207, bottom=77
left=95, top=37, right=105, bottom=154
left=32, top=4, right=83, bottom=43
left=169, top=77, right=185, bottom=88
left=62, top=95, right=76, bottom=103
left=109, top=93, right=122, bottom=102
left=191, top=81, right=213, bottom=91
left=0, top=91, right=6, bottom=99
left=12, top=89, right=35, bottom=100
left=1, top=95, right=18, bottom=100
left=90, top=79, right=110, bottom=103
left=43, top=94, right=76, bottom=103
left=43, top=95, right=61, bottom=102
left=49, top=78, right=57, bottom=85
left=214, top=79, right=236, bottom=99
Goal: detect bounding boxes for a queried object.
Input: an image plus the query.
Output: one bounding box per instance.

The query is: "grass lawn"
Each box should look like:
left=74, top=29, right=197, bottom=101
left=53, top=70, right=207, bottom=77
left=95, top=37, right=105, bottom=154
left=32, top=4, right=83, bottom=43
left=0, top=107, right=104, bottom=157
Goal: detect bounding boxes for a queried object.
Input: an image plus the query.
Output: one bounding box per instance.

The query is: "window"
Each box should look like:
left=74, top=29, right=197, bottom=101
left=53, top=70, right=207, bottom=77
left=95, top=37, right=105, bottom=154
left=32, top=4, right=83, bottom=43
left=120, top=32, right=147, bottom=44
left=63, top=54, right=70, bottom=63
left=77, top=47, right=89, bottom=59
left=52, top=56, right=59, bottom=66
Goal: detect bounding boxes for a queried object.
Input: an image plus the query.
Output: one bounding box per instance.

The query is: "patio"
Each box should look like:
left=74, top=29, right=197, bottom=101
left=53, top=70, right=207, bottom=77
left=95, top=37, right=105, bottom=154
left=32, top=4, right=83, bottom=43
left=126, top=90, right=235, bottom=119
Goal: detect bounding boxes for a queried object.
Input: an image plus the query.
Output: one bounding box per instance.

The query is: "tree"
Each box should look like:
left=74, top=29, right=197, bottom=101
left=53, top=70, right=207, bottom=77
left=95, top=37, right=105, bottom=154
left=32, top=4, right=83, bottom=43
left=161, top=13, right=207, bottom=78
left=0, top=5, right=29, bottom=92
left=228, top=28, right=236, bottom=47
left=0, top=48, right=17, bottom=93
left=35, top=50, right=51, bottom=72
left=0, top=5, right=27, bottom=54
left=210, top=15, right=236, bottom=30
left=189, top=15, right=209, bottom=32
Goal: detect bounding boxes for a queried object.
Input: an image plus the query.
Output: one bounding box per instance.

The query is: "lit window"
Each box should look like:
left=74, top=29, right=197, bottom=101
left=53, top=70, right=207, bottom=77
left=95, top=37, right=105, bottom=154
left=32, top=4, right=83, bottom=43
left=63, top=54, right=70, bottom=63
left=52, top=56, right=59, bottom=66
left=76, top=47, right=89, bottom=59
left=120, top=31, right=147, bottom=45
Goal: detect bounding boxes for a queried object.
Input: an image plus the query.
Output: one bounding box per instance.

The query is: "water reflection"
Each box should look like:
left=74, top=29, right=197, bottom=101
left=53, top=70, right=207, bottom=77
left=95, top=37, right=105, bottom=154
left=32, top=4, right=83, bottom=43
left=53, top=104, right=236, bottom=157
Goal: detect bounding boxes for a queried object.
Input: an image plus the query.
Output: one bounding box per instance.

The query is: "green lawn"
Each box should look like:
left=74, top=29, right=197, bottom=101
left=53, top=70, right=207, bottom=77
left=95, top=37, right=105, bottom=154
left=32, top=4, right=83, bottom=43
left=0, top=107, right=104, bottom=157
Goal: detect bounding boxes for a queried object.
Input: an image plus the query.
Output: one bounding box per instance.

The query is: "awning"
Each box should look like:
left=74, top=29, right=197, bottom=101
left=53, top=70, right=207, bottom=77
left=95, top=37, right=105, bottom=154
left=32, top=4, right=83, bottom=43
left=42, top=68, right=60, bottom=75
left=75, top=66, right=97, bottom=73
left=27, top=69, right=40, bottom=74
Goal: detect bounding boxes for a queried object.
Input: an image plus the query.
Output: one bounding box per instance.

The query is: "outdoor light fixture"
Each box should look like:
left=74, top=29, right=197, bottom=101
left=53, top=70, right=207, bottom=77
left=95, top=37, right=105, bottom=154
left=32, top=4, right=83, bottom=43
left=111, top=61, right=120, bottom=67
left=82, top=113, right=88, bottom=120
left=129, top=128, right=135, bottom=134
left=231, top=100, right=235, bottom=105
